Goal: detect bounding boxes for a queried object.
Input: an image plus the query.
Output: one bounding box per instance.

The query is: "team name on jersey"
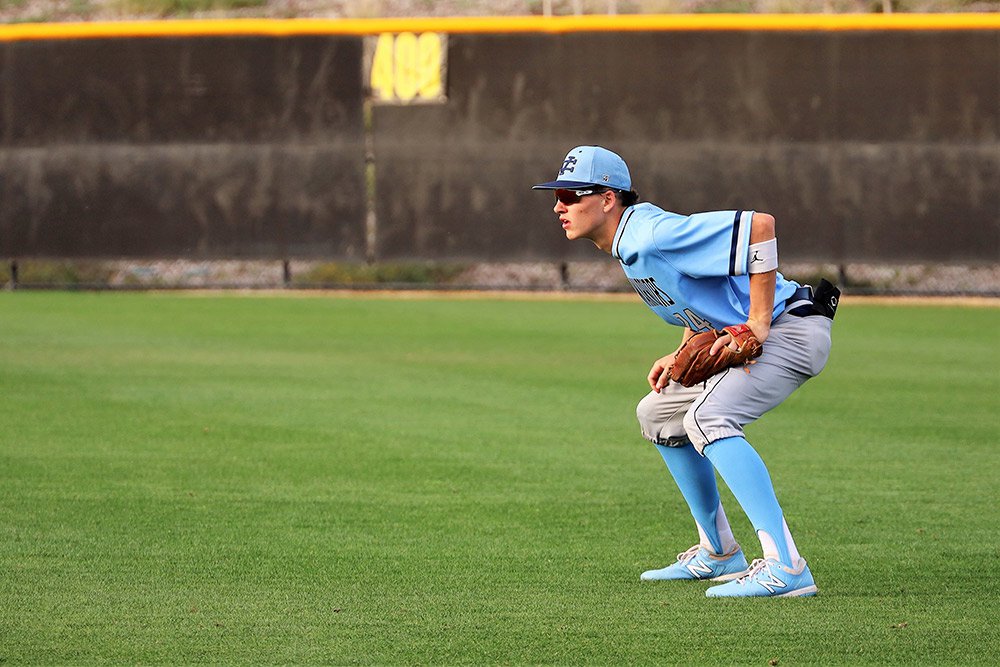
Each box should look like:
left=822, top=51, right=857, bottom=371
left=628, top=277, right=675, bottom=309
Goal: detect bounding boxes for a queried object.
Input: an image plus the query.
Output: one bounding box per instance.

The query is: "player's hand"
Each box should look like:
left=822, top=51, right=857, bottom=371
left=647, top=353, right=677, bottom=393
left=709, top=319, right=770, bottom=356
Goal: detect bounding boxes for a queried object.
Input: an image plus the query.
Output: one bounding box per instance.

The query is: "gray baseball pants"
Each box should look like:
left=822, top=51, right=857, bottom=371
left=636, top=311, right=833, bottom=454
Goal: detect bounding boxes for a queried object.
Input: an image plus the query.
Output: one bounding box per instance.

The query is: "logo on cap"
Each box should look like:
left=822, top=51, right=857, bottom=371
left=559, top=156, right=578, bottom=175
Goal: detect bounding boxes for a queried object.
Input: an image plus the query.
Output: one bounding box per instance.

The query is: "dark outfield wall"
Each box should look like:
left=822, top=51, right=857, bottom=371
left=0, top=36, right=367, bottom=259
left=1, top=27, right=997, bottom=263
left=374, top=29, right=999, bottom=263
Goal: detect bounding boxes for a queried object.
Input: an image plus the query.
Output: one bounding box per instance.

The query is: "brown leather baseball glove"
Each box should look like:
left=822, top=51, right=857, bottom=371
left=668, top=324, right=764, bottom=387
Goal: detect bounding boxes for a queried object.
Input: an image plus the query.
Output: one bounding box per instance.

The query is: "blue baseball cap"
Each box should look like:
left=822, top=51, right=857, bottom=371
left=532, top=146, right=631, bottom=191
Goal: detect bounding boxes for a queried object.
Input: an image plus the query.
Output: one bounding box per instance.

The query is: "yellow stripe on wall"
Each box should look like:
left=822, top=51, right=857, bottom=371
left=0, top=13, right=999, bottom=41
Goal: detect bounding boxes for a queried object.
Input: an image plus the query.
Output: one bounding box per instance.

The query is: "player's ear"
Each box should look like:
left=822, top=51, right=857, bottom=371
left=602, top=190, right=617, bottom=212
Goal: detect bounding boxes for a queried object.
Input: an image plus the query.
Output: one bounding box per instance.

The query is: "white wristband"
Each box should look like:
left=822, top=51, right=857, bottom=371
left=747, top=238, right=778, bottom=273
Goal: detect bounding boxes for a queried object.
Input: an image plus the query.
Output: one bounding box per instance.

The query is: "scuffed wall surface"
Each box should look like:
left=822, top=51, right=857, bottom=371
left=1, top=28, right=996, bottom=263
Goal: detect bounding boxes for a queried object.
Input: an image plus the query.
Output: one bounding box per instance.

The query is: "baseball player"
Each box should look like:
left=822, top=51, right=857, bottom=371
left=533, top=146, right=838, bottom=597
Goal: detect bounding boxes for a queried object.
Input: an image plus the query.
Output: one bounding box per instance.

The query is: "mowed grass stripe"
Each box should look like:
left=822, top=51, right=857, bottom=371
left=1, top=292, right=997, bottom=664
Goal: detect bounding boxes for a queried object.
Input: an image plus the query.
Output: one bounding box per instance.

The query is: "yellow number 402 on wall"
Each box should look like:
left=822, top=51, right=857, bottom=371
left=366, top=32, right=447, bottom=104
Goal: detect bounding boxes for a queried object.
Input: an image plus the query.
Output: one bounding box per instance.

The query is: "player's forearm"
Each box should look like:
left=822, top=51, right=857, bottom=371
left=747, top=271, right=776, bottom=338
left=747, top=213, right=777, bottom=340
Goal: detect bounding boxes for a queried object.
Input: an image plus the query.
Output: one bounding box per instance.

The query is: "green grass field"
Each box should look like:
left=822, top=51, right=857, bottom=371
left=1, top=291, right=997, bottom=664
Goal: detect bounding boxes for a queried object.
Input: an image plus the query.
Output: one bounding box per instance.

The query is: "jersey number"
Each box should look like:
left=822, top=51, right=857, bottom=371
left=672, top=309, right=713, bottom=332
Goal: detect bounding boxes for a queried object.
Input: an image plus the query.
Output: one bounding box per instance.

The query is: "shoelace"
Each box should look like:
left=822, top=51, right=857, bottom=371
left=675, top=545, right=701, bottom=564
left=736, top=558, right=770, bottom=586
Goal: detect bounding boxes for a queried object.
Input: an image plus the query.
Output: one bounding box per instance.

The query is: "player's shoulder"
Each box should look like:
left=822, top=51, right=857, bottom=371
left=621, top=203, right=683, bottom=234
left=614, top=204, right=693, bottom=263
left=659, top=209, right=751, bottom=237
left=614, top=205, right=747, bottom=262
left=637, top=205, right=740, bottom=228
left=686, top=209, right=746, bottom=224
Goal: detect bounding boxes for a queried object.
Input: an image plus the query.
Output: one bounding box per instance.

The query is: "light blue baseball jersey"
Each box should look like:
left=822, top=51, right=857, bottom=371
left=611, top=203, right=800, bottom=331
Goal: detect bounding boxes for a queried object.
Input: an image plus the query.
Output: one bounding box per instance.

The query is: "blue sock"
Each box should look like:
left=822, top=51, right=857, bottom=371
left=704, top=436, right=795, bottom=566
left=654, top=443, right=726, bottom=554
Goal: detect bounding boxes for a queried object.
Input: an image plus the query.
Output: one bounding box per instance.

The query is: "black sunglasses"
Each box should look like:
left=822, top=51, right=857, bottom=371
left=554, top=188, right=608, bottom=205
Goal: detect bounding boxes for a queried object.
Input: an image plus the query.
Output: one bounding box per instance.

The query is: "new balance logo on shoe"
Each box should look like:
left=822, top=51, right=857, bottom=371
left=755, top=569, right=787, bottom=594
left=686, top=559, right=713, bottom=577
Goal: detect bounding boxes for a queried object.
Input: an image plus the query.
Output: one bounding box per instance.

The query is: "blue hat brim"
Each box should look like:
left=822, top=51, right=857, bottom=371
left=531, top=180, right=600, bottom=190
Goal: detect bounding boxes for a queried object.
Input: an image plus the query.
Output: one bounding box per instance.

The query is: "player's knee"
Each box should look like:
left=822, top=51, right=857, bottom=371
left=635, top=392, right=666, bottom=435
left=635, top=393, right=654, bottom=437
left=635, top=392, right=656, bottom=426
left=636, top=392, right=686, bottom=446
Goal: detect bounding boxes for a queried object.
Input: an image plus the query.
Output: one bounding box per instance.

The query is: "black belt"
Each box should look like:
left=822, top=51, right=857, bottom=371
left=784, top=280, right=840, bottom=320
left=785, top=286, right=815, bottom=317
